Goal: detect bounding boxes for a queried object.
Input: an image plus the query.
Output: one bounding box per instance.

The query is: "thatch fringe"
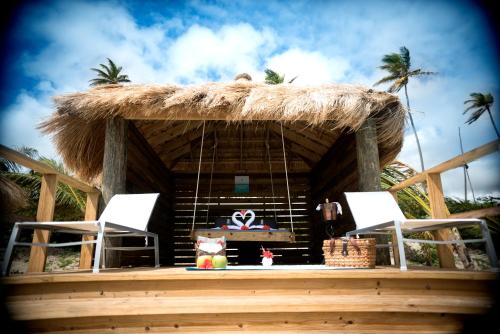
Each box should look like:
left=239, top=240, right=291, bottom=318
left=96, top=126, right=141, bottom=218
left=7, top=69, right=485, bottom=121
left=40, top=82, right=406, bottom=181
left=0, top=176, right=27, bottom=211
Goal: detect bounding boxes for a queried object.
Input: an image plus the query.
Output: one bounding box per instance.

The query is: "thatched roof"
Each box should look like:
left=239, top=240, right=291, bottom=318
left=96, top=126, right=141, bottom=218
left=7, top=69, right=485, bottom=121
left=40, top=81, right=406, bottom=181
left=0, top=176, right=27, bottom=211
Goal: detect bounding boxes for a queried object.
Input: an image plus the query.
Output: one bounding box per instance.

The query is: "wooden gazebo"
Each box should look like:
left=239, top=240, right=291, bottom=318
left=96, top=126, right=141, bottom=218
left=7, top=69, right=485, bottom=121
left=40, top=76, right=406, bottom=266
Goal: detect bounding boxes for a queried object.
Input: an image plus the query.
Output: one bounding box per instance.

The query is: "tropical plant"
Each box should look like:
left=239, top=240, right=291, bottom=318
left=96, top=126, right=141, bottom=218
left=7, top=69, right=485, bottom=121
left=1, top=147, right=86, bottom=219
left=381, top=160, right=429, bottom=218
left=89, top=58, right=131, bottom=86
left=374, top=47, right=435, bottom=172
left=464, top=92, right=499, bottom=138
left=264, top=68, right=297, bottom=85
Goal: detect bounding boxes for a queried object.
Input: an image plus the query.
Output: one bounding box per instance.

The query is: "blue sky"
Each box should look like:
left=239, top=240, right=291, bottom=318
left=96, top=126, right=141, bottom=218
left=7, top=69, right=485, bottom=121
left=0, top=0, right=498, bottom=197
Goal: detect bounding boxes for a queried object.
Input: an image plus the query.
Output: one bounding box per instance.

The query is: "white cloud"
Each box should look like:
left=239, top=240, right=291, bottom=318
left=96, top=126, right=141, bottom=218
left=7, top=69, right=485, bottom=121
left=1, top=0, right=498, bottom=199
left=0, top=92, right=57, bottom=159
left=168, top=23, right=276, bottom=82
left=265, top=48, right=350, bottom=84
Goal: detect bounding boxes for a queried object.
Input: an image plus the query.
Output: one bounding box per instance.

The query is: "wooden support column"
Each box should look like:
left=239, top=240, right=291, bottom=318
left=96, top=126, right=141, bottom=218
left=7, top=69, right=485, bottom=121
left=355, top=118, right=390, bottom=264
left=79, top=192, right=100, bottom=269
left=27, top=174, right=57, bottom=273
left=356, top=118, right=381, bottom=192
left=426, top=173, right=456, bottom=268
left=389, top=192, right=401, bottom=268
left=102, top=117, right=128, bottom=268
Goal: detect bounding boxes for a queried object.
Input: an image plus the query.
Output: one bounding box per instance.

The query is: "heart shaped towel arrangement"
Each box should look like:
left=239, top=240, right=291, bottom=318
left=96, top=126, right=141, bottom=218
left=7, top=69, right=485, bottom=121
left=218, top=210, right=274, bottom=230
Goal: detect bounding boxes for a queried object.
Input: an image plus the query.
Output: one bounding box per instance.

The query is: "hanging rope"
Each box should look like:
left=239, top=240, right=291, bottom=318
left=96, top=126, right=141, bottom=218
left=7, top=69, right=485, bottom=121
left=280, top=122, right=294, bottom=233
left=265, top=129, right=278, bottom=222
left=191, top=121, right=206, bottom=233
left=205, top=131, right=217, bottom=226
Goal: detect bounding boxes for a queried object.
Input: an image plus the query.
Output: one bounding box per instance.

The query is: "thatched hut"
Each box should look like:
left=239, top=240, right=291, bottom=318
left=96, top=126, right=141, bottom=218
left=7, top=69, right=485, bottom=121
left=40, top=78, right=406, bottom=266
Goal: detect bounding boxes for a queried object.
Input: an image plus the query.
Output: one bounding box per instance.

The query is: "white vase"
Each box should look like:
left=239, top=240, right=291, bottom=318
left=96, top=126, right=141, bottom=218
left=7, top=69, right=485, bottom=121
left=262, top=257, right=273, bottom=266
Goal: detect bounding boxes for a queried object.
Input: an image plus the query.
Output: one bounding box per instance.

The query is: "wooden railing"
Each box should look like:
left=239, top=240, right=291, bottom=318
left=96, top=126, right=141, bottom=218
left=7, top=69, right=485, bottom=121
left=0, top=144, right=100, bottom=272
left=388, top=139, right=500, bottom=268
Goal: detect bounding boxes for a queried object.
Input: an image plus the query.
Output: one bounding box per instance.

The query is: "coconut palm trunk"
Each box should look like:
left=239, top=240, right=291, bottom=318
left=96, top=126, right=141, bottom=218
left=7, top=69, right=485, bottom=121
left=485, top=106, right=500, bottom=139
left=404, top=85, right=425, bottom=171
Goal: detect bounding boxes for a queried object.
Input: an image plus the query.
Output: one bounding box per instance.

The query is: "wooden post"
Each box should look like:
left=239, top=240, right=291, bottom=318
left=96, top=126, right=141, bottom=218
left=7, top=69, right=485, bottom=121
left=79, top=192, right=100, bottom=269
left=355, top=118, right=381, bottom=192
left=27, top=174, right=57, bottom=272
left=355, top=118, right=391, bottom=265
left=101, top=117, right=128, bottom=268
left=389, top=192, right=401, bottom=268
left=426, top=173, right=456, bottom=268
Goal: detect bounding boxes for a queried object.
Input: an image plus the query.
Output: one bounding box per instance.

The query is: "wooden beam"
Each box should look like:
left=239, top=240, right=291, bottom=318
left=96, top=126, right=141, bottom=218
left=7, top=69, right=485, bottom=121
left=355, top=118, right=381, bottom=192
left=450, top=206, right=500, bottom=219
left=102, top=117, right=128, bottom=268
left=191, top=230, right=295, bottom=242
left=426, top=173, right=457, bottom=269
left=172, top=160, right=310, bottom=173
left=146, top=122, right=201, bottom=147
left=268, top=123, right=329, bottom=155
left=27, top=174, right=58, bottom=273
left=79, top=192, right=100, bottom=270
left=0, top=144, right=97, bottom=193
left=390, top=139, right=500, bottom=192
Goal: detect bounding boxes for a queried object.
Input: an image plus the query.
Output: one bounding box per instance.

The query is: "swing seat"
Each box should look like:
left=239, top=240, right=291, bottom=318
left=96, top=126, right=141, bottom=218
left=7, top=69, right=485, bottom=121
left=191, top=228, right=295, bottom=242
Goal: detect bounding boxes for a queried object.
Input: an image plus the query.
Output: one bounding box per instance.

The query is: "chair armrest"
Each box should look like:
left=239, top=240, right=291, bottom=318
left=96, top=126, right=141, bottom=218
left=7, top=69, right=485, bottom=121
left=403, top=218, right=482, bottom=224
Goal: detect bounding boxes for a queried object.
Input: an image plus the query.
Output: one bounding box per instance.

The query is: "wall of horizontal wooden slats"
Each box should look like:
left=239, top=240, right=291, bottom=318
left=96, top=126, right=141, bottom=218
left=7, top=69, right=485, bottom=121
left=123, top=124, right=175, bottom=266
left=173, top=173, right=315, bottom=266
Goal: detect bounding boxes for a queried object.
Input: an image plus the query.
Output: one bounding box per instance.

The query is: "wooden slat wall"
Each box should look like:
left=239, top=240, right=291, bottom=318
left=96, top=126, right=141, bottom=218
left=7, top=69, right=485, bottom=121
left=124, top=124, right=175, bottom=266
left=309, top=132, right=358, bottom=262
left=173, top=173, right=313, bottom=266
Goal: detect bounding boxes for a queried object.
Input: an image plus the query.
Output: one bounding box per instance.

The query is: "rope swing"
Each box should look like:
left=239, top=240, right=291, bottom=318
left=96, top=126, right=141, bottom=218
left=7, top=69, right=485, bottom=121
left=191, top=120, right=206, bottom=234
left=191, top=121, right=295, bottom=242
left=280, top=122, right=294, bottom=234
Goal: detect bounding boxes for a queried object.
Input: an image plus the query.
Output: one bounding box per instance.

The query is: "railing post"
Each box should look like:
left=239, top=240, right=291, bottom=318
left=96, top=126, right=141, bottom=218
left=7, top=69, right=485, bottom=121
left=79, top=192, right=100, bottom=269
left=27, top=173, right=58, bottom=272
left=426, top=173, right=456, bottom=268
left=389, top=191, right=401, bottom=268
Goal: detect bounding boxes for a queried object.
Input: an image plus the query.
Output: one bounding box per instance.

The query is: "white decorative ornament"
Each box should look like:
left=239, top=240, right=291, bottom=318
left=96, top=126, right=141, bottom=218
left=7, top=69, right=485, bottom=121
left=262, top=257, right=273, bottom=266
left=231, top=210, right=256, bottom=228
left=199, top=242, right=223, bottom=253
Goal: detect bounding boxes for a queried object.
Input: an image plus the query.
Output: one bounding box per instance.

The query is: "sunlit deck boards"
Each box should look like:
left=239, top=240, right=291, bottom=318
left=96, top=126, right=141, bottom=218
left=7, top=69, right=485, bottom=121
left=2, top=267, right=496, bottom=333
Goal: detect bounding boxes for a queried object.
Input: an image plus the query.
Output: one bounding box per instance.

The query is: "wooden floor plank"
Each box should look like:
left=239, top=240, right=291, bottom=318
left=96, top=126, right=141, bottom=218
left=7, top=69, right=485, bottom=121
left=7, top=294, right=492, bottom=320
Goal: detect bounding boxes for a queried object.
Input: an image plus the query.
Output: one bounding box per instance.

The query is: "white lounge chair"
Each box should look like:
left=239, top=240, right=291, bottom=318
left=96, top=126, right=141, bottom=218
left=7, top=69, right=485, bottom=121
left=344, top=191, right=498, bottom=271
left=2, top=193, right=160, bottom=275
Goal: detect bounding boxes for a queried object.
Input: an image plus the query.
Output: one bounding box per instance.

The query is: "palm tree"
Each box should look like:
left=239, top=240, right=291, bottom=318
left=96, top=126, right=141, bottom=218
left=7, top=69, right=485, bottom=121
left=374, top=47, right=435, bottom=172
left=264, top=69, right=297, bottom=85
left=464, top=92, right=499, bottom=138
left=1, top=147, right=86, bottom=215
left=89, top=58, right=131, bottom=86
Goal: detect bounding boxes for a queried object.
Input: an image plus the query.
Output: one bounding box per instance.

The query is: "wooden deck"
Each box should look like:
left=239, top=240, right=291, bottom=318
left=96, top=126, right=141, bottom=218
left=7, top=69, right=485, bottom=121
left=2, top=266, right=497, bottom=333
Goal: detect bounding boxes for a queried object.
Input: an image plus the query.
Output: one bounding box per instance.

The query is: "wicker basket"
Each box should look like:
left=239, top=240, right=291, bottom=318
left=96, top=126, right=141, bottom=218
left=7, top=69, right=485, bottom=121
left=322, top=238, right=376, bottom=268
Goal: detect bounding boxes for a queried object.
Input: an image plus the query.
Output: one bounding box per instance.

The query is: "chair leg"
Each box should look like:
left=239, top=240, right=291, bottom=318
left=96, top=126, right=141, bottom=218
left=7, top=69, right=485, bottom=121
left=93, top=225, right=105, bottom=274
left=154, top=235, right=160, bottom=268
left=2, top=223, right=20, bottom=276
left=394, top=221, right=407, bottom=271
left=479, top=220, right=498, bottom=270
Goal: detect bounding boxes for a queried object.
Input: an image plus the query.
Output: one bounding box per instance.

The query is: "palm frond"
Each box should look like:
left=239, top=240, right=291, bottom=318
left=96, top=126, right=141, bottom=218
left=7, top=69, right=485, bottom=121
left=373, top=74, right=400, bottom=86
left=90, top=58, right=131, bottom=86
left=400, top=46, right=411, bottom=69
left=264, top=69, right=284, bottom=84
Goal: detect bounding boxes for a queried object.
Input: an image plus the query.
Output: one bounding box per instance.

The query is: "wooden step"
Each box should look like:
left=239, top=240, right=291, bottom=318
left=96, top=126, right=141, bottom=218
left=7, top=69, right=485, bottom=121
left=14, top=312, right=466, bottom=333
left=3, top=267, right=496, bottom=333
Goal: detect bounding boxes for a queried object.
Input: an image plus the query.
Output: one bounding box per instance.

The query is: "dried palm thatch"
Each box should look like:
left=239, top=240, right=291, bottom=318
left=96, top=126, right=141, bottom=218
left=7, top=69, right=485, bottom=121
left=40, top=81, right=406, bottom=181
left=0, top=176, right=27, bottom=211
